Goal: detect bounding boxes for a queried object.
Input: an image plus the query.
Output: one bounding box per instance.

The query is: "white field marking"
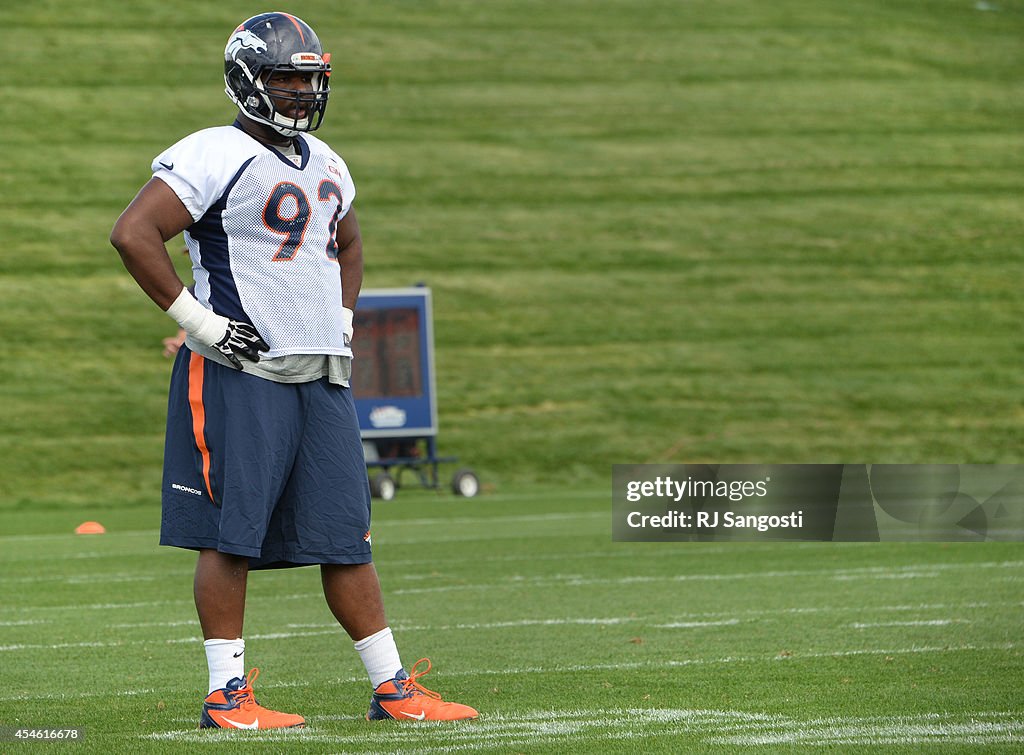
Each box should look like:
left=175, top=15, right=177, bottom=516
left=455, top=617, right=631, bottom=628
left=163, top=628, right=343, bottom=645
left=789, top=643, right=1016, bottom=660
left=0, top=500, right=602, bottom=546
left=137, top=709, right=795, bottom=746
left=111, top=600, right=1017, bottom=633
left=650, top=600, right=1013, bottom=624
left=372, top=540, right=874, bottom=569
left=0, top=568, right=194, bottom=585
left=711, top=712, right=1024, bottom=746
left=0, top=687, right=156, bottom=703
left=0, top=589, right=326, bottom=615
left=389, top=560, right=1024, bottom=595
left=833, top=571, right=940, bottom=580
left=0, top=619, right=50, bottom=626
left=379, top=531, right=599, bottom=546
left=139, top=708, right=1024, bottom=750
left=0, top=628, right=346, bottom=652
left=4, top=643, right=1018, bottom=702
left=0, top=545, right=727, bottom=590
left=4, top=587, right=1020, bottom=625
left=433, top=642, right=1020, bottom=678
left=0, top=531, right=158, bottom=543
left=4, top=598, right=195, bottom=613
left=285, top=617, right=643, bottom=632
left=381, top=510, right=606, bottom=529
left=731, top=600, right=1009, bottom=617
left=14, top=598, right=1007, bottom=632
left=109, top=619, right=198, bottom=629
left=3, top=554, right=1017, bottom=593
left=655, top=619, right=742, bottom=629
left=1, top=618, right=669, bottom=653
left=0, top=640, right=128, bottom=651
left=386, top=545, right=732, bottom=568
left=851, top=619, right=971, bottom=628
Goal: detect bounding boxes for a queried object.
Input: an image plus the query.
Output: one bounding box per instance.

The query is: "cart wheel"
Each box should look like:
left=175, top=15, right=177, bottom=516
left=370, top=472, right=397, bottom=501
left=451, top=469, right=480, bottom=498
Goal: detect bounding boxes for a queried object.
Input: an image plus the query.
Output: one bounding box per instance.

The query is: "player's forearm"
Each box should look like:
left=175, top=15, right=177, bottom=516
left=338, top=239, right=363, bottom=311
left=335, top=208, right=363, bottom=310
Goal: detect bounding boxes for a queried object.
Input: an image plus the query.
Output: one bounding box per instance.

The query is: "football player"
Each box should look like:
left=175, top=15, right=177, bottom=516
left=111, top=12, right=477, bottom=729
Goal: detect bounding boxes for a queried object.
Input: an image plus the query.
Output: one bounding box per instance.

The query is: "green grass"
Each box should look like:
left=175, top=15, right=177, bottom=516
left=2, top=0, right=1023, bottom=751
left=3, top=0, right=1023, bottom=502
left=1, top=489, right=1022, bottom=752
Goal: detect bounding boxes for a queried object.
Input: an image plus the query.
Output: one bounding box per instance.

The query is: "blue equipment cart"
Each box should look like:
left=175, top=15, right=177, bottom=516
left=351, top=287, right=479, bottom=500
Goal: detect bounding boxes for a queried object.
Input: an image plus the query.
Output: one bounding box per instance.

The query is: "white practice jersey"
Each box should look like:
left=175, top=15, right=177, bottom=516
left=152, top=123, right=356, bottom=358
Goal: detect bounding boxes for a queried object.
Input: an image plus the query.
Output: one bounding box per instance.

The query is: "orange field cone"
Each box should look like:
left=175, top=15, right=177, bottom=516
left=75, top=521, right=106, bottom=535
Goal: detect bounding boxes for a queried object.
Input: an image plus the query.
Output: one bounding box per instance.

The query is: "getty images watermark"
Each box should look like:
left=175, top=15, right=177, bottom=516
left=623, top=473, right=805, bottom=532
left=613, top=464, right=1024, bottom=542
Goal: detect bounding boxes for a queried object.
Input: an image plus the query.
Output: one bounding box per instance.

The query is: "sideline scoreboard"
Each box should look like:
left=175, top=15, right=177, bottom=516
left=350, top=287, right=438, bottom=438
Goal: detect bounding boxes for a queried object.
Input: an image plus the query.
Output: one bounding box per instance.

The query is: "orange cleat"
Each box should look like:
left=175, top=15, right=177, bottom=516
left=199, top=668, right=305, bottom=729
left=367, top=658, right=478, bottom=721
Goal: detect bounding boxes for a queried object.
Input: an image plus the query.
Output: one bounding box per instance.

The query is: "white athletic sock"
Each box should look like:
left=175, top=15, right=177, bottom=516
left=354, top=627, right=403, bottom=689
left=204, top=638, right=245, bottom=694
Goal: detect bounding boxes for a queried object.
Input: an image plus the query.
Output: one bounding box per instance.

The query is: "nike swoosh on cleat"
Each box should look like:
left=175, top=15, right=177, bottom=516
left=222, top=717, right=258, bottom=729
left=159, top=161, right=174, bottom=170
left=401, top=711, right=426, bottom=720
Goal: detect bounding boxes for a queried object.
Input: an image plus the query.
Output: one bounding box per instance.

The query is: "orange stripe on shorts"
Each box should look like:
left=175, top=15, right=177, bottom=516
left=187, top=353, right=215, bottom=504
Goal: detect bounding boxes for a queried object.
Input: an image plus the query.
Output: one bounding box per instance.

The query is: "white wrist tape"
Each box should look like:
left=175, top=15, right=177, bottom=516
left=165, top=288, right=229, bottom=348
left=341, top=307, right=354, bottom=341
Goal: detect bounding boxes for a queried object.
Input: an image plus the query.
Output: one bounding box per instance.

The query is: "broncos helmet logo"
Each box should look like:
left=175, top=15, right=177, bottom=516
left=225, top=29, right=268, bottom=60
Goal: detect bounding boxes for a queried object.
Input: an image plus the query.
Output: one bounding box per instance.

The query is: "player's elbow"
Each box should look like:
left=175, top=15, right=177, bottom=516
left=338, top=236, right=363, bottom=265
left=109, top=216, right=129, bottom=254
left=109, top=213, right=144, bottom=263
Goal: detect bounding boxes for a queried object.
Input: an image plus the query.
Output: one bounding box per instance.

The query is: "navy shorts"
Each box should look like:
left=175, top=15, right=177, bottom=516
left=160, top=347, right=372, bottom=569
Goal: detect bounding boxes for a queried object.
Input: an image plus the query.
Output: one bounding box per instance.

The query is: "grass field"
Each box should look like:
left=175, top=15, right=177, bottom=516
left=2, top=0, right=1023, bottom=751
left=2, top=488, right=1023, bottom=752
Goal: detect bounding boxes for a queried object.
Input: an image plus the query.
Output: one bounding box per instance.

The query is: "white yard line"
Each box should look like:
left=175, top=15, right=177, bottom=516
left=1, top=559, right=1019, bottom=592
left=385, top=545, right=733, bottom=567
left=0, top=642, right=1015, bottom=697
left=713, top=717, right=1024, bottom=746
left=851, top=619, right=971, bottom=628
left=138, top=707, right=1024, bottom=749
left=0, top=688, right=156, bottom=703
left=2, top=612, right=998, bottom=652
left=37, top=600, right=1007, bottom=631
left=388, top=560, right=1024, bottom=595
left=0, top=569, right=195, bottom=585
left=110, top=619, right=199, bottom=629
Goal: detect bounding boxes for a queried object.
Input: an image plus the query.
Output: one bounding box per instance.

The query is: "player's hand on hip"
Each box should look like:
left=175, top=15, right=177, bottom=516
left=165, top=287, right=269, bottom=369
left=214, top=321, right=271, bottom=370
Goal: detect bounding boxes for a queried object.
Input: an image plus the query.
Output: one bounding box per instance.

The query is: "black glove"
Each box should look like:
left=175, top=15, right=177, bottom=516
left=214, top=321, right=270, bottom=370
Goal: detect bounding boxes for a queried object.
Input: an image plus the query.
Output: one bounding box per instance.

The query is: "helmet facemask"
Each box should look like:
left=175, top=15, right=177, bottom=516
left=251, top=54, right=331, bottom=137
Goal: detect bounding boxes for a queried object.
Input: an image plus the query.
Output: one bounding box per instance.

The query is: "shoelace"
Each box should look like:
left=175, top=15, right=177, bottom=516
left=229, top=668, right=260, bottom=708
left=400, top=658, right=442, bottom=700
